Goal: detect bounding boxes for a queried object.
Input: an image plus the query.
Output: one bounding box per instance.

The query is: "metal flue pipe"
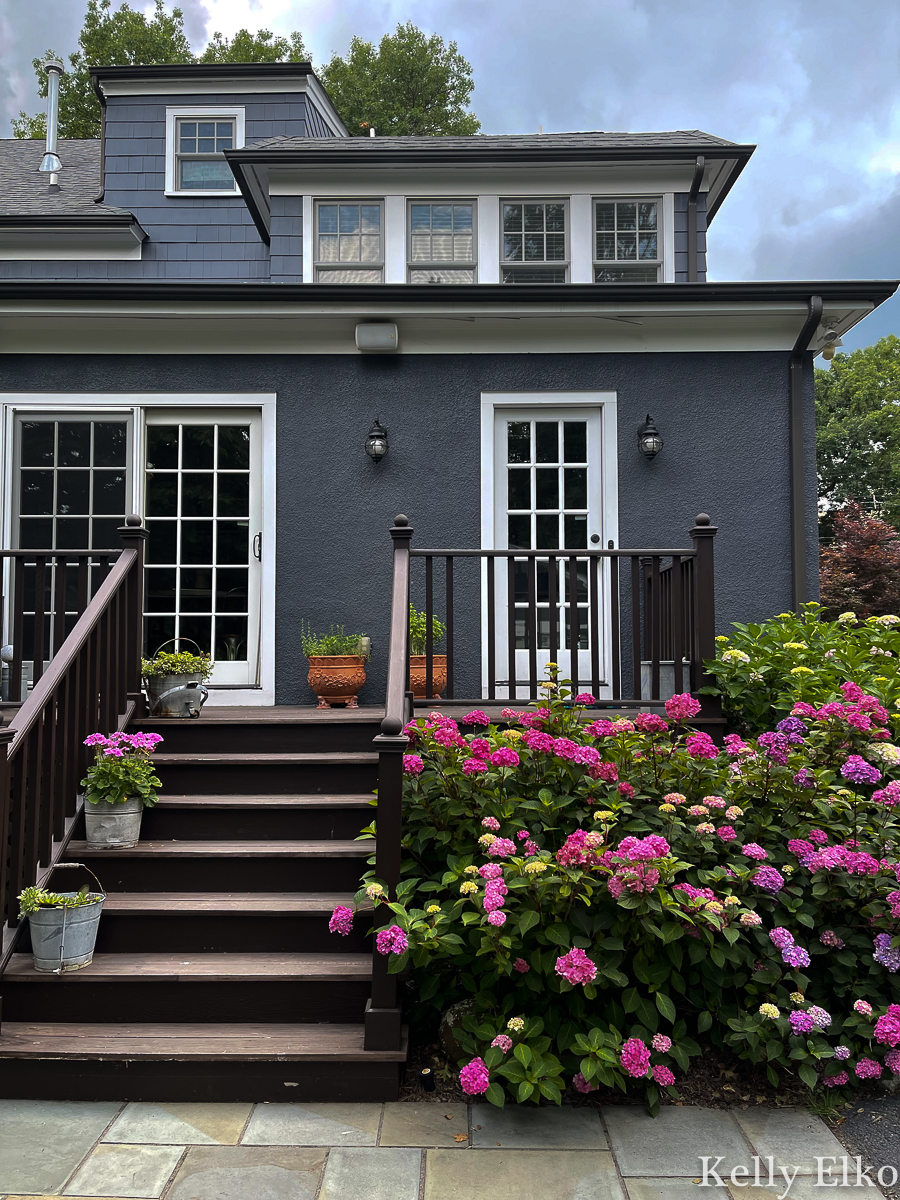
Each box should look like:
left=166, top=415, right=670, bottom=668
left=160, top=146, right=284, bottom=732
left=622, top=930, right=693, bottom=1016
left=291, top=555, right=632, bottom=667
left=39, top=58, right=65, bottom=176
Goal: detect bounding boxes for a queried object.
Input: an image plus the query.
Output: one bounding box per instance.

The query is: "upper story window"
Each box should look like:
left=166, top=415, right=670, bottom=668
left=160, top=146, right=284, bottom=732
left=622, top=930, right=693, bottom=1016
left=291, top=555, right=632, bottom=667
left=501, top=201, right=567, bottom=283
left=408, top=202, right=476, bottom=283
left=315, top=201, right=383, bottom=283
left=594, top=199, right=661, bottom=282
left=164, top=107, right=244, bottom=197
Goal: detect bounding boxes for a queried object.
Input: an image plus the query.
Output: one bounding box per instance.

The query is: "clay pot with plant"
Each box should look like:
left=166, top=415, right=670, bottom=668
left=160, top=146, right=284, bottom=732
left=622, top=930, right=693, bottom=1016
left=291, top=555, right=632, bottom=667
left=409, top=604, right=447, bottom=698
left=302, top=623, right=369, bottom=709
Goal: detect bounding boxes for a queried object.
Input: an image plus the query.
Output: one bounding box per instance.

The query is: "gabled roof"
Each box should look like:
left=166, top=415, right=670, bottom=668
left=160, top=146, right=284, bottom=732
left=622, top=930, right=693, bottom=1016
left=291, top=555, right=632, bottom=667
left=247, top=129, right=743, bottom=152
left=0, top=139, right=130, bottom=218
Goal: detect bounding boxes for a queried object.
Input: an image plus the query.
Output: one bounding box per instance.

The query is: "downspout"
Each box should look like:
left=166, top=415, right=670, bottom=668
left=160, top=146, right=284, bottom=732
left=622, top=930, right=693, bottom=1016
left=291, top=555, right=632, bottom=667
left=90, top=71, right=107, bottom=202
left=789, top=294, right=823, bottom=609
left=686, top=155, right=705, bottom=282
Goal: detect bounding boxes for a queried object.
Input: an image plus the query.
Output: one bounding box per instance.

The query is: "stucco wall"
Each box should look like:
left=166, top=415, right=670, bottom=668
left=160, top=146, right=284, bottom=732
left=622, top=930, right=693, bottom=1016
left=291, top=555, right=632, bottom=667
left=0, top=350, right=817, bottom=703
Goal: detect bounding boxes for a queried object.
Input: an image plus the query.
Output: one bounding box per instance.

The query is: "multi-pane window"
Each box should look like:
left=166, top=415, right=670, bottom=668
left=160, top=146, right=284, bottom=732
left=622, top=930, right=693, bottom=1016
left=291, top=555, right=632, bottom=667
left=144, top=423, right=251, bottom=663
left=315, top=202, right=383, bottom=283
left=594, top=199, right=661, bottom=282
left=175, top=118, right=235, bottom=192
left=501, top=201, right=567, bottom=283
left=408, top=202, right=476, bottom=283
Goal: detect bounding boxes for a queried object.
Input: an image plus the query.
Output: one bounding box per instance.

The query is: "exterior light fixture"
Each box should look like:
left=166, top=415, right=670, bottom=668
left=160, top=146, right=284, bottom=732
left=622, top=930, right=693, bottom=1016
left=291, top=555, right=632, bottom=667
left=637, top=414, right=663, bottom=460
left=365, top=418, right=388, bottom=462
left=820, top=329, right=843, bottom=361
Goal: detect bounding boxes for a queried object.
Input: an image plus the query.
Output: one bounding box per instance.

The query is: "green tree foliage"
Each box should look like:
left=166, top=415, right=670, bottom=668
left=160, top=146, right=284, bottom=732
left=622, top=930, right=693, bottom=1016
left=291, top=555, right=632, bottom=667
left=12, top=0, right=192, bottom=140
left=319, top=21, right=480, bottom=137
left=816, top=335, right=900, bottom=529
left=198, top=28, right=308, bottom=65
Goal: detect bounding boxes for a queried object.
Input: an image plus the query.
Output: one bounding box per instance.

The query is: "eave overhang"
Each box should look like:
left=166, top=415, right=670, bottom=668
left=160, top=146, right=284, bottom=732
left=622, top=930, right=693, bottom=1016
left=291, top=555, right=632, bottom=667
left=0, top=214, right=147, bottom=258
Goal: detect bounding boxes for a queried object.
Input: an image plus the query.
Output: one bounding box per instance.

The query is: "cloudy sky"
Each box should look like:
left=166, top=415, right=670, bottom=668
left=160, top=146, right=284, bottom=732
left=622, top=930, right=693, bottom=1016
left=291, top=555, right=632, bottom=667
left=1, top=0, right=898, bottom=350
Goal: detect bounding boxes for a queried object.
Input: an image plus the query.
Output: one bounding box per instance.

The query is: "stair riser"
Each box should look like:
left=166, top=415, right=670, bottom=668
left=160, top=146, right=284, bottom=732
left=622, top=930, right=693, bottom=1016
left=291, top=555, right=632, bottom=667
left=139, top=807, right=371, bottom=841
left=140, top=722, right=383, bottom=754
left=0, top=1058, right=401, bottom=1102
left=154, top=762, right=377, bottom=795
left=84, top=914, right=372, bottom=954
left=56, top=857, right=370, bottom=893
left=2, top=980, right=373, bottom=1024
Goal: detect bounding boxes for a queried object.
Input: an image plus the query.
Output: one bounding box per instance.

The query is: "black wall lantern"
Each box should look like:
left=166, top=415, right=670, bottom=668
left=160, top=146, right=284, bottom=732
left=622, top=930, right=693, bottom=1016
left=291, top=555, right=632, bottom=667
left=365, top=418, right=389, bottom=462
left=637, top=414, right=663, bottom=460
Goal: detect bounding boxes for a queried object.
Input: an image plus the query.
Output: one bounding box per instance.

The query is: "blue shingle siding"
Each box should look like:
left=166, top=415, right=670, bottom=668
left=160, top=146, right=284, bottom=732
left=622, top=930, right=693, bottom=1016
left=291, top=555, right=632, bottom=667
left=269, top=195, right=304, bottom=283
left=305, top=96, right=336, bottom=138
left=673, top=192, right=708, bottom=282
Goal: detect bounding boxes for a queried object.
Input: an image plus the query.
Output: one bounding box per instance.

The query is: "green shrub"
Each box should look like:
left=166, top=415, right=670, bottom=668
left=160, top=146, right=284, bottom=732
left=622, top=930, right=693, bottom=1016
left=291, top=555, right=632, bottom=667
left=334, top=670, right=900, bottom=1113
left=704, top=602, right=900, bottom=733
left=300, top=621, right=368, bottom=658
left=409, top=604, right=446, bottom=655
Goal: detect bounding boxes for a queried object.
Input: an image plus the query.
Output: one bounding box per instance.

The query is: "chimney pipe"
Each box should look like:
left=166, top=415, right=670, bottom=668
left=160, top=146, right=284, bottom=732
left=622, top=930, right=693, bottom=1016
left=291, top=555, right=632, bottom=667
left=39, top=58, right=65, bottom=178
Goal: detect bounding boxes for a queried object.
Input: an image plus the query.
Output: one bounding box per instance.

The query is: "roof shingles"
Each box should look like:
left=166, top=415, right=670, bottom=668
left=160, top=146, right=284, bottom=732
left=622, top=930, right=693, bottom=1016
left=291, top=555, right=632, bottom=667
left=0, top=139, right=131, bottom=218
left=245, top=130, right=740, bottom=153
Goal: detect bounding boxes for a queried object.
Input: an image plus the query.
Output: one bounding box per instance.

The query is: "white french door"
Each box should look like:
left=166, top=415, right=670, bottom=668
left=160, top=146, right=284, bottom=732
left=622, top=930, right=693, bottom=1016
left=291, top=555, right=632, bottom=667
left=492, top=406, right=610, bottom=699
left=143, top=410, right=262, bottom=688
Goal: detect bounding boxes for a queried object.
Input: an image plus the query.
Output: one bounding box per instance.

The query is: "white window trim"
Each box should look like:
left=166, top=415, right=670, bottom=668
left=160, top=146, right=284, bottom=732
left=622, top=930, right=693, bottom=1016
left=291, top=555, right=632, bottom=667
left=313, top=199, right=385, bottom=283
left=164, top=106, right=245, bottom=198
left=0, top=392, right=276, bottom=707
left=592, top=195, right=664, bottom=283
left=499, top=198, right=570, bottom=283
left=479, top=391, right=619, bottom=697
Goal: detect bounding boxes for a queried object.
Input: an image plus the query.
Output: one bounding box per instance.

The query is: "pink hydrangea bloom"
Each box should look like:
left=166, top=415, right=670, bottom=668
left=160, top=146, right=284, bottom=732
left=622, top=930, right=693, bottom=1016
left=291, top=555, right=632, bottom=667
left=823, top=1072, right=849, bottom=1087
left=524, top=840, right=539, bottom=856
left=462, top=758, right=489, bottom=776
left=874, top=1005, right=900, bottom=1047
left=620, top=1037, right=652, bottom=1078
left=664, top=792, right=687, bottom=805
left=617, top=834, right=670, bottom=861
left=704, top=796, right=727, bottom=810
left=716, top=826, right=737, bottom=842
left=769, top=927, right=794, bottom=950
left=886, top=1049, right=900, bottom=1074
left=686, top=731, right=718, bottom=759
left=462, top=710, right=490, bottom=726
left=608, top=864, right=660, bottom=898
left=491, top=1034, right=513, bottom=1052
left=375, top=925, right=408, bottom=955
left=555, top=947, right=597, bottom=986
left=469, top=737, right=492, bottom=758
left=842, top=681, right=865, bottom=701
left=665, top=693, right=702, bottom=721
left=652, top=1034, right=672, bottom=1052
left=742, top=843, right=768, bottom=861
left=586, top=719, right=619, bottom=737
left=618, top=782, right=635, bottom=799
left=552, top=737, right=579, bottom=760
left=481, top=816, right=500, bottom=831
left=459, top=1057, right=490, bottom=1095
left=403, top=754, right=425, bottom=776
left=854, top=1000, right=873, bottom=1017
left=486, top=838, right=517, bottom=859
left=573, top=1071, right=598, bottom=1094
left=753, top=867, right=785, bottom=893
left=479, top=864, right=503, bottom=879
left=328, top=906, right=354, bottom=936
left=635, top=712, right=669, bottom=733
left=523, top=730, right=554, bottom=753
left=855, top=1058, right=883, bottom=1079
left=514, top=958, right=530, bottom=973
left=487, top=910, right=507, bottom=926
left=575, top=693, right=597, bottom=705
left=653, top=1064, right=675, bottom=1086
left=490, top=748, right=520, bottom=768
left=573, top=745, right=601, bottom=769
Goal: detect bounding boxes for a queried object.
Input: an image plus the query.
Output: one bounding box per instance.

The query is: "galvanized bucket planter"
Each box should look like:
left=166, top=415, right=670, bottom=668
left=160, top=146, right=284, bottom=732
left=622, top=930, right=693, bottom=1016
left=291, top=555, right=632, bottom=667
left=28, top=891, right=105, bottom=973
left=85, top=794, right=143, bottom=848
left=144, top=673, right=209, bottom=718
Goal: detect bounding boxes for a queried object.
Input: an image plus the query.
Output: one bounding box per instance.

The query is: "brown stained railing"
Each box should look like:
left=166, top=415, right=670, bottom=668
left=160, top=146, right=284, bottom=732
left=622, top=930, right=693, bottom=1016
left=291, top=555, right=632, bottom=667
left=0, top=517, right=147, bottom=978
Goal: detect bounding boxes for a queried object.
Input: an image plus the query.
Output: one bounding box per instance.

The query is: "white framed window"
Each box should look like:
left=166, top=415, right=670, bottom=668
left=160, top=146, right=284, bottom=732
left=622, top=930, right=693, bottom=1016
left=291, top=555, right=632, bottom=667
left=501, top=200, right=568, bottom=283
left=593, top=198, right=662, bottom=282
left=408, top=201, right=477, bottom=283
left=164, top=106, right=244, bottom=196
left=315, top=201, right=384, bottom=283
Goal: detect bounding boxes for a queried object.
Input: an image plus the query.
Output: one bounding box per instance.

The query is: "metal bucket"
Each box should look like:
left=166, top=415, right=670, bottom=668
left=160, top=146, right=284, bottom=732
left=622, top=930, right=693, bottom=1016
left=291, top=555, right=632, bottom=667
left=85, top=794, right=143, bottom=848
left=29, top=893, right=104, bottom=972
left=145, top=674, right=209, bottom=718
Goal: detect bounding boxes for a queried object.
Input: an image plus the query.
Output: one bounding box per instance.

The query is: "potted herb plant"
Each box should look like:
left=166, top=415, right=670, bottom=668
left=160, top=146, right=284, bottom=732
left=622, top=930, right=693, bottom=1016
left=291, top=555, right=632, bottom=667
left=409, top=604, right=448, bottom=698
left=19, top=875, right=105, bottom=972
left=302, top=622, right=369, bottom=709
left=142, top=639, right=213, bottom=718
left=81, top=731, right=163, bottom=848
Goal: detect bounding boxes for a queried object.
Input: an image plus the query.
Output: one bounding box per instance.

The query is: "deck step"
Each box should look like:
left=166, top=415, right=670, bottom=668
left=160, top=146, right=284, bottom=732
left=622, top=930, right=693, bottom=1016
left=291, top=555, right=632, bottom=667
left=0, top=1021, right=407, bottom=1061
left=102, top=892, right=367, bottom=914
left=65, top=839, right=372, bottom=857
left=152, top=753, right=379, bottom=766
left=4, top=952, right=372, bottom=982
left=154, top=794, right=373, bottom=808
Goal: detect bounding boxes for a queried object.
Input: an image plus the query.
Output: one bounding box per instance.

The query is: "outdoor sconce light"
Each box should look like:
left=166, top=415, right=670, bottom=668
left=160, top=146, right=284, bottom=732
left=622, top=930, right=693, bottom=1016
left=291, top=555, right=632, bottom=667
left=365, top=418, right=389, bottom=462
left=637, top=414, right=663, bottom=460
left=821, top=328, right=843, bottom=361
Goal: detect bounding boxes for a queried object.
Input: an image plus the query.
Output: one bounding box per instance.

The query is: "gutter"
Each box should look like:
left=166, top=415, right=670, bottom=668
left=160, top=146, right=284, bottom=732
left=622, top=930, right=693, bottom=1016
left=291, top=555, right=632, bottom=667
left=687, top=156, right=705, bottom=282
left=789, top=294, right=823, bottom=609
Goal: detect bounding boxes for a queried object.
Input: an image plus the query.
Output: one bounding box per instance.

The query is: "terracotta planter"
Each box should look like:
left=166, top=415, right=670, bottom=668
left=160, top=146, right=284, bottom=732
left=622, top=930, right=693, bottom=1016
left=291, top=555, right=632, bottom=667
left=409, top=654, right=447, bottom=699
left=307, top=655, right=367, bottom=709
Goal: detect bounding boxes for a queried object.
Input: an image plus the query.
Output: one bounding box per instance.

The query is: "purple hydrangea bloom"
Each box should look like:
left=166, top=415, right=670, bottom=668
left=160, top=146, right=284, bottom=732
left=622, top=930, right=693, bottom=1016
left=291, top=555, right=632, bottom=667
left=757, top=731, right=792, bottom=765
left=769, top=927, right=795, bottom=950
left=782, top=945, right=811, bottom=968
left=793, top=768, right=815, bottom=789
left=840, top=755, right=882, bottom=786
left=754, top=867, right=786, bottom=893
left=874, top=933, right=900, bottom=973
left=777, top=716, right=808, bottom=743
left=789, top=1010, right=816, bottom=1035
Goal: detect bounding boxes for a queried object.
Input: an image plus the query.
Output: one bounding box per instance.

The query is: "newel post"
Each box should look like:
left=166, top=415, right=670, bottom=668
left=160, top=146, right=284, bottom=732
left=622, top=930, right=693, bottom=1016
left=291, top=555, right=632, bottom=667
left=689, top=513, right=722, bottom=726
left=118, top=515, right=149, bottom=721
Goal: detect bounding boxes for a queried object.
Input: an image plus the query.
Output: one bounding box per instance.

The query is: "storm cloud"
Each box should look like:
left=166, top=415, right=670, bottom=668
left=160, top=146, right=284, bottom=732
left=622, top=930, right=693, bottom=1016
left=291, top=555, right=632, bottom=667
left=1, top=0, right=897, bottom=348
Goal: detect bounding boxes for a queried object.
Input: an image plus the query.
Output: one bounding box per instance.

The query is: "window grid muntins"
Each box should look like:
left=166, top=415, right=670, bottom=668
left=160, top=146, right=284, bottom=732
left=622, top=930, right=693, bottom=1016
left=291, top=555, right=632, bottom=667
left=316, top=202, right=383, bottom=283
left=144, top=423, right=251, bottom=663
left=408, top=202, right=475, bottom=283
left=506, top=418, right=591, bottom=650
left=594, top=198, right=660, bottom=283
left=175, top=118, right=235, bottom=192
left=501, top=201, right=567, bottom=284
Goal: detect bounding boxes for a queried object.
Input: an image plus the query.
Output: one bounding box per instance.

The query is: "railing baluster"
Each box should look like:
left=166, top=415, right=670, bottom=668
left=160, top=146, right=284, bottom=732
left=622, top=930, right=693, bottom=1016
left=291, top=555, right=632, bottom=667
left=445, top=556, right=454, bottom=700
left=590, top=555, right=600, bottom=698
left=651, top=555, right=661, bottom=702
left=425, top=555, right=433, bottom=701
left=548, top=555, right=558, bottom=669
left=631, top=556, right=642, bottom=701
left=527, top=556, right=538, bottom=700
left=610, top=553, right=621, bottom=698
left=568, top=556, right=579, bottom=697
left=487, top=557, right=496, bottom=700
left=52, top=554, right=67, bottom=660
left=11, top=558, right=24, bottom=703
left=672, top=556, right=685, bottom=699
left=32, top=556, right=47, bottom=686
left=507, top=555, right=517, bottom=702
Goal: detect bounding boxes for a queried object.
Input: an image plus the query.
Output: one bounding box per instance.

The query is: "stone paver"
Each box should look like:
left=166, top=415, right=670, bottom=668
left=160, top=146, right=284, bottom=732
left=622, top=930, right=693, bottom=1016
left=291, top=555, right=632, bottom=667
left=626, top=1181, right=727, bottom=1198
left=242, top=1102, right=382, bottom=1146
left=63, top=1144, right=184, bottom=1198
left=471, top=1103, right=606, bottom=1148
left=425, top=1148, right=624, bottom=1200
left=729, top=1184, right=885, bottom=1198
left=319, top=1147, right=421, bottom=1200
left=104, top=1103, right=252, bottom=1146
left=0, top=1099, right=121, bottom=1196
left=380, top=1102, right=470, bottom=1147
left=733, top=1107, right=847, bottom=1175
left=602, top=1105, right=751, bottom=1177
left=166, top=1146, right=326, bottom=1200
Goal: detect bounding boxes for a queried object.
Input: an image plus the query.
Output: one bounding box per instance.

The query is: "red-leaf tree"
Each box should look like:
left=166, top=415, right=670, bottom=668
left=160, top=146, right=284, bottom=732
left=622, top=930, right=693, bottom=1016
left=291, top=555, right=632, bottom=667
left=819, top=500, right=900, bottom=619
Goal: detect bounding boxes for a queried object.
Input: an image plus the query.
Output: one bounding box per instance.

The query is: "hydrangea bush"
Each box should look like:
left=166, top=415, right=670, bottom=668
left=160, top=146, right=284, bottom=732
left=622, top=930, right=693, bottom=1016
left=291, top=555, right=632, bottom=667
left=705, top=602, right=900, bottom=733
left=332, top=669, right=900, bottom=1113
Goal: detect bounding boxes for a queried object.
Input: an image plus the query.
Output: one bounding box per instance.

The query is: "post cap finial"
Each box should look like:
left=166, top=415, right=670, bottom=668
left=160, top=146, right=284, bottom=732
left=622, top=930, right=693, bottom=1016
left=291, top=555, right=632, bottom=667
left=393, top=514, right=409, bottom=528
left=381, top=716, right=403, bottom=735
left=125, top=514, right=143, bottom=527
left=694, top=513, right=711, bottom=526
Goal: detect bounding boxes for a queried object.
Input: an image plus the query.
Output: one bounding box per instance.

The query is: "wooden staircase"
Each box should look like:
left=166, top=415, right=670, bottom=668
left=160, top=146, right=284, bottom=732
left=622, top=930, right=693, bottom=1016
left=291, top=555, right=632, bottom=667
left=0, top=707, right=408, bottom=1101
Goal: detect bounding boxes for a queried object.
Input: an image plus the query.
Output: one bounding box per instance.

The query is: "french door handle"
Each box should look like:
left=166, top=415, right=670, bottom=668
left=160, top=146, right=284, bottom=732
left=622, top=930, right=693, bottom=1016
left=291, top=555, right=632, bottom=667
left=252, top=532, right=262, bottom=560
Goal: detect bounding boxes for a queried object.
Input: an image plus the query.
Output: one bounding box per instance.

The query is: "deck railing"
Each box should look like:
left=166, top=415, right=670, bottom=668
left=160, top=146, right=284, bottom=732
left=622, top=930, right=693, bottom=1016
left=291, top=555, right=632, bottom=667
left=0, top=517, right=147, bottom=975
left=369, top=512, right=720, bottom=1050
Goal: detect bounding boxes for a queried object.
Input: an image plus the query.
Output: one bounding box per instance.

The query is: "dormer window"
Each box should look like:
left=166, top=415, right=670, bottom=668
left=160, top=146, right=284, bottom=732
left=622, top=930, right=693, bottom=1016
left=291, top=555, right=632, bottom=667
left=164, top=107, right=244, bottom=196
left=593, top=198, right=662, bottom=282
left=501, top=201, right=568, bottom=283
